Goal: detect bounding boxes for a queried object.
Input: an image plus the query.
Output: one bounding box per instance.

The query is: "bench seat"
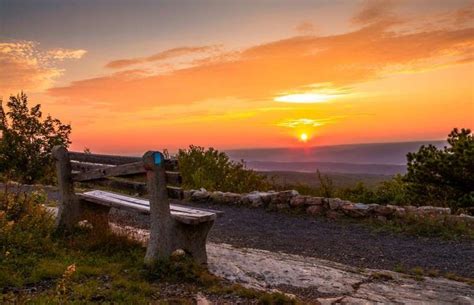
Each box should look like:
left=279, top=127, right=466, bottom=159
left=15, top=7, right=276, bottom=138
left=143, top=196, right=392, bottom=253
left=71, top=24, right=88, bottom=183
left=77, top=190, right=220, bottom=225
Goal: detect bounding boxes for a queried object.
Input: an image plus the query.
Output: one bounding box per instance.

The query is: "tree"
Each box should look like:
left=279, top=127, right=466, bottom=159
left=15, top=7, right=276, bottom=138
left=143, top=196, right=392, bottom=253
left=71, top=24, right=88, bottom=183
left=405, top=128, right=473, bottom=210
left=0, top=93, right=72, bottom=183
left=177, top=145, right=268, bottom=193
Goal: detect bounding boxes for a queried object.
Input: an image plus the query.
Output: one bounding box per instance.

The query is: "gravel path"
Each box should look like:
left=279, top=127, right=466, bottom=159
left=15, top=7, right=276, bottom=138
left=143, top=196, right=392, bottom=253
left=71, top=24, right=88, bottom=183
left=184, top=202, right=474, bottom=279
left=6, top=184, right=474, bottom=278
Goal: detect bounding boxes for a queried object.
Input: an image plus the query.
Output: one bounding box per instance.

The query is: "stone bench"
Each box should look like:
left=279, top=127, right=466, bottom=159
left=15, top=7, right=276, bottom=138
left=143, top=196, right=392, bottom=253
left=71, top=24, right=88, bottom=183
left=52, top=146, right=221, bottom=265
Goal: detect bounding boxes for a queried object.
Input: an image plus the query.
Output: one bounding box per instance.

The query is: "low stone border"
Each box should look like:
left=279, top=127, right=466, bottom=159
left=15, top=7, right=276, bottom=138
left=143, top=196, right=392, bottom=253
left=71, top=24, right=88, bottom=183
left=185, top=189, right=474, bottom=227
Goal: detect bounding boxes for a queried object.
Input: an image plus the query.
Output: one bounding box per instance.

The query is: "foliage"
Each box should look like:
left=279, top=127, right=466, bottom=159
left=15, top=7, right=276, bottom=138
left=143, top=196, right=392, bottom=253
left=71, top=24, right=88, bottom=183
left=0, top=92, right=71, bottom=184
left=366, top=213, right=474, bottom=240
left=177, top=145, right=268, bottom=193
left=405, top=128, right=473, bottom=210
left=0, top=187, right=299, bottom=304
left=0, top=188, right=56, bottom=288
left=316, top=170, right=336, bottom=197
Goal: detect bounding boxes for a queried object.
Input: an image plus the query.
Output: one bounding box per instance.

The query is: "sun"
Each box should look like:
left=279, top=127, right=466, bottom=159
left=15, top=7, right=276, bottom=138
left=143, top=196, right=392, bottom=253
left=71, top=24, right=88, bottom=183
left=299, top=133, right=309, bottom=142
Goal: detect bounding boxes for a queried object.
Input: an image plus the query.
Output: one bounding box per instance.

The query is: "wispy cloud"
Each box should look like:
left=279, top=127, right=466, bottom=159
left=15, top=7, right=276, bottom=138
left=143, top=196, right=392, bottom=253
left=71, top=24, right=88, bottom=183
left=0, top=41, right=86, bottom=94
left=48, top=4, right=474, bottom=111
left=105, top=45, right=221, bottom=69
left=47, top=48, right=87, bottom=60
left=351, top=0, right=398, bottom=25
left=276, top=117, right=341, bottom=128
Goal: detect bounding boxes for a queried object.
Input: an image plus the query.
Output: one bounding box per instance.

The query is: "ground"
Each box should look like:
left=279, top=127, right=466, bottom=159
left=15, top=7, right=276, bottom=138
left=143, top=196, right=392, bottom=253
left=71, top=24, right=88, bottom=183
left=4, top=183, right=474, bottom=303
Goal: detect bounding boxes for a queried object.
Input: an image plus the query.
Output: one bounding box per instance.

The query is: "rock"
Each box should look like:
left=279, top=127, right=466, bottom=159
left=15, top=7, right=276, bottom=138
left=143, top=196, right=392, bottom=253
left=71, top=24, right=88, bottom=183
left=268, top=190, right=298, bottom=209
left=190, top=188, right=209, bottom=202
left=404, top=206, right=418, bottom=214
left=221, top=192, right=241, bottom=204
left=389, top=205, right=407, bottom=217
left=171, top=249, right=186, bottom=258
left=209, top=191, right=225, bottom=203
left=241, top=192, right=264, bottom=207
left=327, top=198, right=346, bottom=210
left=195, top=293, right=211, bottom=305
left=416, top=206, right=451, bottom=216
left=373, top=204, right=396, bottom=217
left=326, top=210, right=343, bottom=220
left=259, top=191, right=277, bottom=206
left=305, top=197, right=324, bottom=206
left=289, top=195, right=307, bottom=207
left=341, top=203, right=371, bottom=218
left=306, top=205, right=323, bottom=216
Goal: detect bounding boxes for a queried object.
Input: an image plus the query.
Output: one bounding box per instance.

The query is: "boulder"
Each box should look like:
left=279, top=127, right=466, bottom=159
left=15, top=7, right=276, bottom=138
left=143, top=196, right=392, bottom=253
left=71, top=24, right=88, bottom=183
left=289, top=195, right=307, bottom=208
left=416, top=206, right=451, bottom=216
left=221, top=192, right=241, bottom=205
left=241, top=192, right=264, bottom=207
left=389, top=205, right=407, bottom=217
left=260, top=191, right=278, bottom=206
left=269, top=190, right=298, bottom=208
left=306, top=205, right=323, bottom=216
left=191, top=188, right=209, bottom=202
left=327, top=198, right=347, bottom=210
left=305, top=197, right=324, bottom=206
left=373, top=204, right=396, bottom=217
left=341, top=203, right=370, bottom=218
left=209, top=191, right=225, bottom=203
left=326, top=210, right=343, bottom=220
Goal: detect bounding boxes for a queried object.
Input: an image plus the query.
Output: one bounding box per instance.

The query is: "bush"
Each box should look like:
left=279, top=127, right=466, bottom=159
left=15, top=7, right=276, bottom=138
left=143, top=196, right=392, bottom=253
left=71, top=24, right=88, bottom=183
left=405, top=128, right=473, bottom=210
left=177, top=145, right=268, bottom=193
left=0, top=188, right=56, bottom=287
left=0, top=92, right=71, bottom=184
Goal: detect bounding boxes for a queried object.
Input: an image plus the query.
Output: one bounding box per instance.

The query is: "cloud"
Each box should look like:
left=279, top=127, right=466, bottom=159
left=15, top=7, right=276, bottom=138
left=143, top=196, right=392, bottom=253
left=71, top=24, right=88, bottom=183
left=276, top=118, right=336, bottom=128
left=0, top=41, right=86, bottom=94
left=47, top=48, right=87, bottom=60
left=295, top=21, right=317, bottom=35
left=105, top=45, right=221, bottom=69
left=352, top=0, right=398, bottom=25
left=48, top=6, right=474, bottom=111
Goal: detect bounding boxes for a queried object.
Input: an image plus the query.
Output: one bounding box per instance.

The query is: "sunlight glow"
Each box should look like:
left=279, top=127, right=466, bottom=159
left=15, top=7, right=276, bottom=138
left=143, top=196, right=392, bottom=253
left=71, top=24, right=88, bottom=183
left=299, top=133, right=309, bottom=142
left=274, top=93, right=335, bottom=103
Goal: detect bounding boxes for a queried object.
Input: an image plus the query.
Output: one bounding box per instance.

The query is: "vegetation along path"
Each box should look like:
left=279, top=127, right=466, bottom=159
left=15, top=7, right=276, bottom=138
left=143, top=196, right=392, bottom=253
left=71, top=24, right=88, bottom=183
left=10, top=183, right=474, bottom=279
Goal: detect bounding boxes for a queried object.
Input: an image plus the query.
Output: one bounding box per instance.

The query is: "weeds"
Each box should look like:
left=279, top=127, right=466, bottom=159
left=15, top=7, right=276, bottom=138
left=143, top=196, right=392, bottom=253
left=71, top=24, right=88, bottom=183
left=0, top=187, right=299, bottom=304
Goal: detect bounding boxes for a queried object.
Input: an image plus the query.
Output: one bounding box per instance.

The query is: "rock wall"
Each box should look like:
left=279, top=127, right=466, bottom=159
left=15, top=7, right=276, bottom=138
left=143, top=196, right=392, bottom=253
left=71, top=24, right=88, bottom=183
left=185, top=189, right=474, bottom=227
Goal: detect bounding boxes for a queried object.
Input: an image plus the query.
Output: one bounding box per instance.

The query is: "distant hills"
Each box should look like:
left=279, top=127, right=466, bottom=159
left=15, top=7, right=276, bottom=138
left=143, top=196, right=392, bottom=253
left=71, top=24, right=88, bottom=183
left=226, top=141, right=446, bottom=175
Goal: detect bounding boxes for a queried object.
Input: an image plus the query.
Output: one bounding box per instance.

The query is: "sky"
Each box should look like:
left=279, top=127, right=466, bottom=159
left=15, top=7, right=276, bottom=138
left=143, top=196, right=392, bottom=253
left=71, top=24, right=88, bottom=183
left=0, top=0, right=473, bottom=154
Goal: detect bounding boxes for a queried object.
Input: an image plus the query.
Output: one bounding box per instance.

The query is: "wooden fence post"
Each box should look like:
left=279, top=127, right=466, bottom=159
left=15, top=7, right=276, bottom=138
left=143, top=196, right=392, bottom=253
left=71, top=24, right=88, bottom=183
left=143, top=151, right=174, bottom=265
left=52, top=145, right=81, bottom=230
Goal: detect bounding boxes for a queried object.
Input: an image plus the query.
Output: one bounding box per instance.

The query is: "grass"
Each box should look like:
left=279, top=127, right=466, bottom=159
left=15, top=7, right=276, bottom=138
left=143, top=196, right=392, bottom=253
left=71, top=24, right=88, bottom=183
left=363, top=214, right=474, bottom=240
left=391, top=264, right=474, bottom=286
left=0, top=189, right=298, bottom=304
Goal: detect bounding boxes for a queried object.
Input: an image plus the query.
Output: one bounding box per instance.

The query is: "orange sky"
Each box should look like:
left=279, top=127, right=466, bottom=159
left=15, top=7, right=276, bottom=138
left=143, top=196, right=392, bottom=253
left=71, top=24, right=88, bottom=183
left=1, top=0, right=473, bottom=154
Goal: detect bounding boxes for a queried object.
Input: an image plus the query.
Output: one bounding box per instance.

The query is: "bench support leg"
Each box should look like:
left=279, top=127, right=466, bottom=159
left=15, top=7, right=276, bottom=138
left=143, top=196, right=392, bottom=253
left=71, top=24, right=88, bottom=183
left=172, top=220, right=214, bottom=265
left=52, top=146, right=81, bottom=231
left=143, top=151, right=174, bottom=266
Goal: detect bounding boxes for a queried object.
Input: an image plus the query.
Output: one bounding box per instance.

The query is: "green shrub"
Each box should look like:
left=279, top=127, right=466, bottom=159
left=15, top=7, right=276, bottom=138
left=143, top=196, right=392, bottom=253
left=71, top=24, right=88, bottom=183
left=177, top=145, right=268, bottom=193
left=0, top=92, right=71, bottom=184
left=405, top=128, right=473, bottom=210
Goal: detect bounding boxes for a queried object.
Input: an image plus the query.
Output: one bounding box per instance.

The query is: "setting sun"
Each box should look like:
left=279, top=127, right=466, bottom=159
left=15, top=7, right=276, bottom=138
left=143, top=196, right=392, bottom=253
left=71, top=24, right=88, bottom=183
left=299, top=133, right=309, bottom=142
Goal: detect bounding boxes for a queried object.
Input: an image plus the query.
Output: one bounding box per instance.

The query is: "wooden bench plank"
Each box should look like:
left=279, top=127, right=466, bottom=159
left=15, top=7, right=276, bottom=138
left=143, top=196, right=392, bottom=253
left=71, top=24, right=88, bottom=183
left=77, top=190, right=217, bottom=224
left=69, top=151, right=178, bottom=170
left=72, top=162, right=146, bottom=182
left=84, top=190, right=215, bottom=216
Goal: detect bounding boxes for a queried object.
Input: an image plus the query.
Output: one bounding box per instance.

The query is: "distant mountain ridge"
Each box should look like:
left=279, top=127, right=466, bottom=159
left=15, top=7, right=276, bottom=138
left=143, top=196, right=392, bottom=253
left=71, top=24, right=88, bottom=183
left=225, top=141, right=446, bottom=175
